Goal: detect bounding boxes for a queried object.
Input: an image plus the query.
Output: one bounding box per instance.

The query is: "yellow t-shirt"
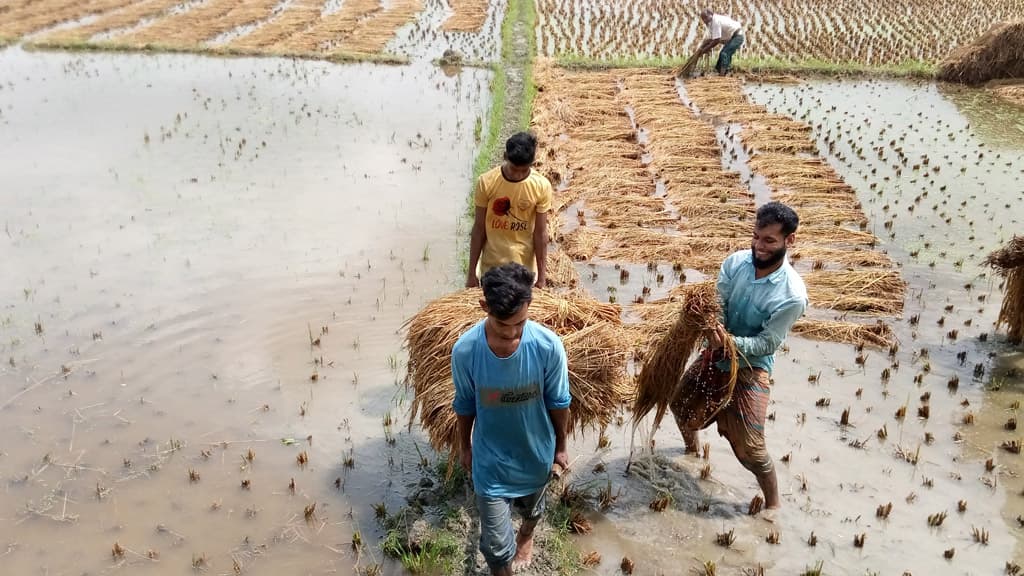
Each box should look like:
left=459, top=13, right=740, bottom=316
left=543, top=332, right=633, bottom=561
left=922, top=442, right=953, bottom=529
left=475, top=166, right=553, bottom=276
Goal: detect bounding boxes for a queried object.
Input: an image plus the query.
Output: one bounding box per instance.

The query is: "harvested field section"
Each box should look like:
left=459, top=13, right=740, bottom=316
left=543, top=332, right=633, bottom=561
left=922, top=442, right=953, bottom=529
left=441, top=0, right=488, bottom=32
left=34, top=0, right=186, bottom=44
left=270, top=0, right=380, bottom=53
left=336, top=0, right=424, bottom=54
left=623, top=71, right=756, bottom=271
left=684, top=75, right=905, bottom=337
left=536, top=0, right=1024, bottom=67
left=225, top=0, right=323, bottom=50
left=0, top=0, right=137, bottom=38
left=116, top=0, right=283, bottom=48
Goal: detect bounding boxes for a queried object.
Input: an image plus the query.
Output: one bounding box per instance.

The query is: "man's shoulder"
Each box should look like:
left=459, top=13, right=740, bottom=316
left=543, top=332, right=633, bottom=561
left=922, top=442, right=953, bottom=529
left=452, top=321, right=485, bottom=358
left=478, top=166, right=503, bottom=187
left=524, top=321, right=563, bottom=350
left=782, top=262, right=808, bottom=296
left=526, top=171, right=553, bottom=192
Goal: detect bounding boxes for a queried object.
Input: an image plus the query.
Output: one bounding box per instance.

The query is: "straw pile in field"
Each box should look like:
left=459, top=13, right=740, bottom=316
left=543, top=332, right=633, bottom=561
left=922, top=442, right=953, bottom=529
left=804, top=270, right=906, bottom=315
left=632, top=281, right=737, bottom=431
left=442, top=0, right=489, bottom=32
left=792, top=319, right=896, bottom=349
left=984, top=236, right=1024, bottom=344
left=405, top=290, right=630, bottom=456
left=938, top=21, right=1024, bottom=84
left=546, top=249, right=580, bottom=288
left=992, top=84, right=1024, bottom=106
left=560, top=227, right=605, bottom=261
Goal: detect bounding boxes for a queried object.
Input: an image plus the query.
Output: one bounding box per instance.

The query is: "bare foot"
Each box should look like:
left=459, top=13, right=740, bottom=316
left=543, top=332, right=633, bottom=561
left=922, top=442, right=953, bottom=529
left=511, top=532, right=535, bottom=572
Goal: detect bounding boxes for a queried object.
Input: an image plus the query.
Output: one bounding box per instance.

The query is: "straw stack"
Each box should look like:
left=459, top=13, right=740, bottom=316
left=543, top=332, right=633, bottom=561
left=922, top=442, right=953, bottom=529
left=632, top=281, right=737, bottom=431
left=985, top=236, right=1024, bottom=344
left=405, top=289, right=631, bottom=456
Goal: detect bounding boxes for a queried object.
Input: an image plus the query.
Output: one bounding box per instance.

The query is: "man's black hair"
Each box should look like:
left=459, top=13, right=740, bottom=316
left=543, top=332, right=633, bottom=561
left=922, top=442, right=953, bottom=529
left=755, top=201, right=800, bottom=236
left=505, top=132, right=537, bottom=166
left=481, top=263, right=534, bottom=319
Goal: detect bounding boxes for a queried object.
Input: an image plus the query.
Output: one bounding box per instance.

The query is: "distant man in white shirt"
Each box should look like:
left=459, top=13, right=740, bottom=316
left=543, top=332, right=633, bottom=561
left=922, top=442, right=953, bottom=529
left=696, top=9, right=744, bottom=75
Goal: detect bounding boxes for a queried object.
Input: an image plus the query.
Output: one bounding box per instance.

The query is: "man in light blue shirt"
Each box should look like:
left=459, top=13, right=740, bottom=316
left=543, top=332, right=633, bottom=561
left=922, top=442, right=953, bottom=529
left=452, top=263, right=571, bottom=575
left=671, top=202, right=807, bottom=509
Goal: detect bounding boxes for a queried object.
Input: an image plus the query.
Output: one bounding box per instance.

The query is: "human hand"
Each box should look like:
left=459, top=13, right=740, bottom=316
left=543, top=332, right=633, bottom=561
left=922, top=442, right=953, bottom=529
left=535, top=275, right=547, bottom=289
left=465, top=275, right=479, bottom=288
left=459, top=446, right=472, bottom=473
left=552, top=450, right=569, bottom=478
left=706, top=322, right=727, bottom=349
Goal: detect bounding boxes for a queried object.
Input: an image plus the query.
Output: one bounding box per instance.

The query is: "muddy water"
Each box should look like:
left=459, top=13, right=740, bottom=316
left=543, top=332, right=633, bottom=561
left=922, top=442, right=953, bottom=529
left=557, top=79, right=1024, bottom=575
left=0, top=47, right=488, bottom=575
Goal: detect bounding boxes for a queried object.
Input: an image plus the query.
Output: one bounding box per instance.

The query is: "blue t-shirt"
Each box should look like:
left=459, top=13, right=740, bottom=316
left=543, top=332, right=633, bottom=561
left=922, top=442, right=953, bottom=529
left=451, top=319, right=571, bottom=498
left=715, top=249, right=808, bottom=374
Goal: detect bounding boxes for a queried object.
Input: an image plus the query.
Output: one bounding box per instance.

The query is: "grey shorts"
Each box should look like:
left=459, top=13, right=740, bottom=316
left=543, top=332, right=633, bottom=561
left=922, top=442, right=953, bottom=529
left=476, top=488, right=546, bottom=569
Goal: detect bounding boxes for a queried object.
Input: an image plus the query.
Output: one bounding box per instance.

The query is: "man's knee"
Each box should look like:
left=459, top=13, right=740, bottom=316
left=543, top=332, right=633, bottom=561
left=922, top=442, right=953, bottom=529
left=737, top=443, right=773, bottom=476
left=477, top=497, right=516, bottom=569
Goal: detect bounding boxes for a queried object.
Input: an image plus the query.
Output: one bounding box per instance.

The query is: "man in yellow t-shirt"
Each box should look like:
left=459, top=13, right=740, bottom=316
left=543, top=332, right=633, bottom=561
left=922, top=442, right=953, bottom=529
left=466, top=132, right=553, bottom=288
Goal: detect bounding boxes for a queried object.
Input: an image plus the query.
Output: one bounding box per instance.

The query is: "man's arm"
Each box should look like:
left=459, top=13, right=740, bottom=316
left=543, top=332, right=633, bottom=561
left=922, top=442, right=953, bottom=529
left=533, top=211, right=548, bottom=288
left=696, top=37, right=722, bottom=55
left=456, top=414, right=475, bottom=471
left=548, top=408, right=569, bottom=470
left=543, top=337, right=571, bottom=469
left=730, top=300, right=807, bottom=358
left=466, top=206, right=487, bottom=288
left=452, top=346, right=477, bottom=472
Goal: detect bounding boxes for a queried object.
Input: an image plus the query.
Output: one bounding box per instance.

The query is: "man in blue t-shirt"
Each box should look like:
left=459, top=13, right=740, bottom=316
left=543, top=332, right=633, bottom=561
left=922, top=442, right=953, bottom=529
left=452, top=263, right=571, bottom=575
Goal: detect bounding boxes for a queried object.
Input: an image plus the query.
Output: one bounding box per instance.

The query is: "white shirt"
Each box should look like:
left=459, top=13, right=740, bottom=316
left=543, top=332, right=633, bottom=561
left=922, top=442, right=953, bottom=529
left=707, top=14, right=742, bottom=40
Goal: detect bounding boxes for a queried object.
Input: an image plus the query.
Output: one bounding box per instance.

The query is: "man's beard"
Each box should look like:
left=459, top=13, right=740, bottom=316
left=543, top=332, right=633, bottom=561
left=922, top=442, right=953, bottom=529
left=752, top=244, right=787, bottom=269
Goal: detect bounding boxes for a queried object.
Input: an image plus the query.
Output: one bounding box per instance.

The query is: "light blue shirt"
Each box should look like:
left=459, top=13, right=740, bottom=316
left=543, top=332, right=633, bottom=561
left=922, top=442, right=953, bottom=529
left=715, top=250, right=808, bottom=374
left=451, top=320, right=571, bottom=498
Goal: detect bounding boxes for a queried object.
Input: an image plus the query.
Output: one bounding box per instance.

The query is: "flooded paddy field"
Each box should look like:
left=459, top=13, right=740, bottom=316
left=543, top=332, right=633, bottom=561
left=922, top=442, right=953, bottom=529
left=525, top=71, right=1024, bottom=575
left=535, top=0, right=1024, bottom=65
left=0, top=46, right=489, bottom=575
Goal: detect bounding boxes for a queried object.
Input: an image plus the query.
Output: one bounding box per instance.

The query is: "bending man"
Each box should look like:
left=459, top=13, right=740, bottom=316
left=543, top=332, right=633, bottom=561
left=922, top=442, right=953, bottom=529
left=696, top=8, right=745, bottom=75
left=671, top=202, right=807, bottom=509
left=453, top=263, right=571, bottom=574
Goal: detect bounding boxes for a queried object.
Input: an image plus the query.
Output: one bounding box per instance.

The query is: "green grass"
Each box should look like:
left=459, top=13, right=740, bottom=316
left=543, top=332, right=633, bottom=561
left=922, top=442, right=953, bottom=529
left=555, top=53, right=937, bottom=78
left=22, top=39, right=409, bottom=65
left=544, top=501, right=584, bottom=575
left=380, top=507, right=465, bottom=574
left=0, top=36, right=14, bottom=49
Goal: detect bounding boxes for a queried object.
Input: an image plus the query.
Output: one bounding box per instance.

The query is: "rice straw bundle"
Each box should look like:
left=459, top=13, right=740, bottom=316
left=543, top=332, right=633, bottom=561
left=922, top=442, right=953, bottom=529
left=561, top=227, right=605, bottom=261
left=632, top=281, right=737, bottom=431
left=674, top=51, right=704, bottom=78
left=546, top=249, right=580, bottom=289
left=938, top=21, right=1024, bottom=84
left=804, top=270, right=907, bottom=315
left=405, top=290, right=628, bottom=455
left=984, top=236, right=1024, bottom=343
left=789, top=245, right=894, bottom=268
left=792, top=319, right=896, bottom=348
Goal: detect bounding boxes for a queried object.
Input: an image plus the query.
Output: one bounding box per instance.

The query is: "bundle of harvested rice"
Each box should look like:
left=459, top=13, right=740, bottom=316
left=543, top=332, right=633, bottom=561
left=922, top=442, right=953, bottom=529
left=792, top=319, right=896, bottom=349
left=674, top=51, right=704, bottom=78
left=405, top=290, right=628, bottom=455
left=546, top=249, right=580, bottom=289
left=991, top=84, right=1024, bottom=107
left=804, top=270, right=906, bottom=315
left=560, top=227, right=605, bottom=261
left=984, top=236, right=1024, bottom=343
left=938, top=21, right=1024, bottom=84
left=632, top=281, right=737, bottom=431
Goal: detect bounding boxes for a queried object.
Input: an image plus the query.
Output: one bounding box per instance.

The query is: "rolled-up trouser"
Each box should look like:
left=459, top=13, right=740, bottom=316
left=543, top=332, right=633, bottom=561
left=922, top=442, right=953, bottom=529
left=476, top=487, right=546, bottom=569
left=716, top=33, right=745, bottom=73
left=672, top=363, right=774, bottom=476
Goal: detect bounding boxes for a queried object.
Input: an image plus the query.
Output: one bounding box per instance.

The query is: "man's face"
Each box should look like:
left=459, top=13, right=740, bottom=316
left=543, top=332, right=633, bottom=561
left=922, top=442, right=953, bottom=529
left=751, top=222, right=794, bottom=269
left=504, top=161, right=532, bottom=181
left=485, top=301, right=530, bottom=342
